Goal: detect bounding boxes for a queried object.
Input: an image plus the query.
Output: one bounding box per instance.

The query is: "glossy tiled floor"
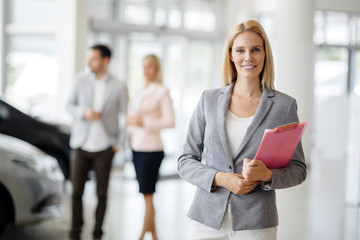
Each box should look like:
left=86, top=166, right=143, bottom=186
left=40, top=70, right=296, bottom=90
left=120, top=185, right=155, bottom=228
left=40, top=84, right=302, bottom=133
left=2, top=154, right=360, bottom=240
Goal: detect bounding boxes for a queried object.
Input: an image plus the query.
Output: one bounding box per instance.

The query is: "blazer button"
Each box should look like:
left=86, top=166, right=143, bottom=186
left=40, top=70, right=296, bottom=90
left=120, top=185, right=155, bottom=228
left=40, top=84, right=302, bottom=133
left=229, top=165, right=232, bottom=170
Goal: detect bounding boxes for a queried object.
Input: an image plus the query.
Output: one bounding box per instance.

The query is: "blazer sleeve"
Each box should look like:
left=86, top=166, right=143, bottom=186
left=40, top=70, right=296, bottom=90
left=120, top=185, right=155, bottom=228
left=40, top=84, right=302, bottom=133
left=142, top=89, right=175, bottom=132
left=178, top=91, right=218, bottom=193
left=66, top=76, right=86, bottom=119
left=261, top=98, right=307, bottom=190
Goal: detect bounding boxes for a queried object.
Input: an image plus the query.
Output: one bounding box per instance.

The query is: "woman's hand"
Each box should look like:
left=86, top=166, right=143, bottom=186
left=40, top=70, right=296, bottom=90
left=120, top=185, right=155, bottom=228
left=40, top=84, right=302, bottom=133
left=125, top=115, right=143, bottom=127
left=242, top=158, right=273, bottom=182
left=213, top=172, right=259, bottom=195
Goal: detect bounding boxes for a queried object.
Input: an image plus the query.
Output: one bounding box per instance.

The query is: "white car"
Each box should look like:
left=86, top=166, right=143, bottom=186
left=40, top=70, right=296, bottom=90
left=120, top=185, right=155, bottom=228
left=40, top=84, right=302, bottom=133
left=0, top=133, right=64, bottom=236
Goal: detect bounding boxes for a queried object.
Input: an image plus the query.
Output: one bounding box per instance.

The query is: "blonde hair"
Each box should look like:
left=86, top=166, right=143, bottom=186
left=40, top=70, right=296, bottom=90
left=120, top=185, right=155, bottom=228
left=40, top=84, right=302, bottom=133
left=221, top=19, right=275, bottom=90
left=143, top=54, right=162, bottom=84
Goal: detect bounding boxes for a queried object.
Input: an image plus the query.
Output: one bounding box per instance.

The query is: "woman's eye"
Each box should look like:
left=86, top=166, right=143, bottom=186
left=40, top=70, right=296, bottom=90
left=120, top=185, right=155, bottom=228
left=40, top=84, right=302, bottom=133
left=236, top=49, right=244, bottom=53
left=253, top=48, right=261, bottom=52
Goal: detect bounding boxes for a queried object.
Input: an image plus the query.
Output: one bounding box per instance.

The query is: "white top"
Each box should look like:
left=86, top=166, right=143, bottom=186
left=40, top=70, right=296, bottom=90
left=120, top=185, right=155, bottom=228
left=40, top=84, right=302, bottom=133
left=225, top=110, right=254, bottom=158
left=82, top=74, right=111, bottom=152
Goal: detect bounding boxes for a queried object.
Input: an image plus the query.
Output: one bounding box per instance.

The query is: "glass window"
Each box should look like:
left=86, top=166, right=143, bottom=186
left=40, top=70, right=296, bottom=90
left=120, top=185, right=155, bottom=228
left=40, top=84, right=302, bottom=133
left=356, top=18, right=360, bottom=45
left=154, top=0, right=182, bottom=29
left=88, top=32, right=128, bottom=80
left=7, top=35, right=56, bottom=55
left=162, top=41, right=185, bottom=154
left=154, top=1, right=182, bottom=29
left=168, top=8, right=182, bottom=29
left=188, top=41, right=214, bottom=92
left=315, top=47, right=349, bottom=100
left=184, top=0, right=216, bottom=32
left=124, top=2, right=152, bottom=25
left=121, top=36, right=215, bottom=154
left=5, top=36, right=58, bottom=116
left=127, top=34, right=163, bottom=98
left=108, top=36, right=128, bottom=82
left=353, top=51, right=360, bottom=95
left=163, top=39, right=215, bottom=154
left=155, top=8, right=166, bottom=27
left=86, top=0, right=220, bottom=156
left=326, top=12, right=349, bottom=45
left=313, top=12, right=360, bottom=161
left=184, top=10, right=215, bottom=32
left=314, top=11, right=325, bottom=44
left=6, top=0, right=57, bottom=27
left=313, top=47, right=349, bottom=157
left=88, top=32, right=114, bottom=47
left=167, top=40, right=214, bottom=139
left=163, top=41, right=184, bottom=96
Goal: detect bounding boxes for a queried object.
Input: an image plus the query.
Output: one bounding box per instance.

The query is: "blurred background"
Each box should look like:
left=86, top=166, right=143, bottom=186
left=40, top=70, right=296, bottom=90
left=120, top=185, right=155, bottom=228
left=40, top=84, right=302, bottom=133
left=0, top=0, right=360, bottom=239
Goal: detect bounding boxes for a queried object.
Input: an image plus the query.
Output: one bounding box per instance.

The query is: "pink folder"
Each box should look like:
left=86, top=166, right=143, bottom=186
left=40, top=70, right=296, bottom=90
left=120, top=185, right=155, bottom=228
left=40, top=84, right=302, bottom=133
left=254, top=122, right=308, bottom=169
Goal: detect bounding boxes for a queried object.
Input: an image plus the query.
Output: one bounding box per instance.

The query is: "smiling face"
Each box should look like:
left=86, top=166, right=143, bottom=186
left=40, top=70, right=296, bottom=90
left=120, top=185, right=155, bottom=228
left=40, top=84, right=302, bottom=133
left=230, top=31, right=265, bottom=82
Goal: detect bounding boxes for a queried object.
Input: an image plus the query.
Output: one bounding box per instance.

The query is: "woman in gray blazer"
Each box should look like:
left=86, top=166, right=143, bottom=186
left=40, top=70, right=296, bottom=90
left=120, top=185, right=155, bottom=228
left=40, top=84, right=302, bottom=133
left=178, top=20, right=307, bottom=240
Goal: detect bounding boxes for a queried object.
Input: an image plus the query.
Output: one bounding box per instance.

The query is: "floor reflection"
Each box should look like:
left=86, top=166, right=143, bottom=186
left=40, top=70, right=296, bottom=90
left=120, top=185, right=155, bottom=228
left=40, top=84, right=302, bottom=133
left=2, top=156, right=360, bottom=240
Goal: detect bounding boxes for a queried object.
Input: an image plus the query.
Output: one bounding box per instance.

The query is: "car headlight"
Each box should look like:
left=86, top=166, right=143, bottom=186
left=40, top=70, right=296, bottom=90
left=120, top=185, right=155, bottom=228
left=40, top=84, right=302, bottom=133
left=12, top=155, right=64, bottom=181
left=13, top=158, right=45, bottom=174
left=39, top=155, right=64, bottom=181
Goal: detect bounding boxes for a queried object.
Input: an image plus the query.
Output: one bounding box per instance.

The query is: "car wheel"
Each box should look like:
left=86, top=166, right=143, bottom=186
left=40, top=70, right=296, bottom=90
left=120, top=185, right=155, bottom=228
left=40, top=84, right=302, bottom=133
left=0, top=195, right=9, bottom=236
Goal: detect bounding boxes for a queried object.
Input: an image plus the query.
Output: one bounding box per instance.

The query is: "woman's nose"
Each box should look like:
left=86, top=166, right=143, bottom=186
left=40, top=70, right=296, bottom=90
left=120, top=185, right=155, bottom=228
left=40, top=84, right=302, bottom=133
left=244, top=51, right=252, bottom=62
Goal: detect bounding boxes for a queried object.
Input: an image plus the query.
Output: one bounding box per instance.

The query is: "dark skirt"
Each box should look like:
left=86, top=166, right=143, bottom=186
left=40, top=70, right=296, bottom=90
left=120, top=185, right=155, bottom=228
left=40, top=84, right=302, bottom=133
left=132, top=150, right=164, bottom=194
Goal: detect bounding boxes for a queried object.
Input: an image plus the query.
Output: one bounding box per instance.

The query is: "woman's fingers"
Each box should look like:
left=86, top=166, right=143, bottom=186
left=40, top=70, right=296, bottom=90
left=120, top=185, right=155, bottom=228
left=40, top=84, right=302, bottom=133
left=220, top=173, right=259, bottom=195
left=242, top=158, right=271, bottom=182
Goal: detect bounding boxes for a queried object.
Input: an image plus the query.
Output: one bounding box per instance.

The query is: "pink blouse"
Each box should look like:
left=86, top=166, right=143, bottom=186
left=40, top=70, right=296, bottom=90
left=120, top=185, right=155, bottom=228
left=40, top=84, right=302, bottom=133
left=128, top=83, right=175, bottom=152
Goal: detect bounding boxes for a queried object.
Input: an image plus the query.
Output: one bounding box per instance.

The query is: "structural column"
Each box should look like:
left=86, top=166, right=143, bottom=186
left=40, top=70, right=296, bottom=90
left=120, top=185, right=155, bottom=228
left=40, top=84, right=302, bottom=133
left=56, top=0, right=89, bottom=124
left=223, top=0, right=255, bottom=34
left=346, top=95, right=360, bottom=205
left=275, top=0, right=315, bottom=162
left=0, top=0, right=6, bottom=93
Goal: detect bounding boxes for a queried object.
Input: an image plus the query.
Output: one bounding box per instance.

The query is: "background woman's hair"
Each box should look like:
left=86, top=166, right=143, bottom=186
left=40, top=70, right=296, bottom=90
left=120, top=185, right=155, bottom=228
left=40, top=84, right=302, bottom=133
left=221, top=19, right=275, bottom=90
left=144, top=54, right=162, bottom=84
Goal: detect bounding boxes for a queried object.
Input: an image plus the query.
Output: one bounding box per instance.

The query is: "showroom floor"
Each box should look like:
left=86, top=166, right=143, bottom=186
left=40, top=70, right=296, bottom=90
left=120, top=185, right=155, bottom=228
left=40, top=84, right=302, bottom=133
left=2, top=154, right=360, bottom=240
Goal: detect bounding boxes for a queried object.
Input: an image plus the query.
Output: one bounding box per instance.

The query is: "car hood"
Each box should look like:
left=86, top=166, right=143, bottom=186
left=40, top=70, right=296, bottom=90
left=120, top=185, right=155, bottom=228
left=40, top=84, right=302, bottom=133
left=0, top=133, right=46, bottom=159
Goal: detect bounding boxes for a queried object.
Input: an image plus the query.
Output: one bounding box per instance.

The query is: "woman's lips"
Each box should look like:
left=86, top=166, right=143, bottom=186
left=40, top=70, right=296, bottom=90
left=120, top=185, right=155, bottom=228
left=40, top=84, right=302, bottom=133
left=242, top=65, right=257, bottom=70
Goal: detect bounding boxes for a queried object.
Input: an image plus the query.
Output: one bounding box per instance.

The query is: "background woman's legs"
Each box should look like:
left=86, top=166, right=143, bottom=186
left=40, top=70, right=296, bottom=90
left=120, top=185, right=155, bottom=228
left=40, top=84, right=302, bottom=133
left=139, top=194, right=157, bottom=240
left=132, top=151, right=164, bottom=240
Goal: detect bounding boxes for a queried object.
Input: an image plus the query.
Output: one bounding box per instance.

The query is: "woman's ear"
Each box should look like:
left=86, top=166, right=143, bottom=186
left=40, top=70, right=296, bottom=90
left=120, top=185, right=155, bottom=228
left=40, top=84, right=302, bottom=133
left=229, top=49, right=234, bottom=62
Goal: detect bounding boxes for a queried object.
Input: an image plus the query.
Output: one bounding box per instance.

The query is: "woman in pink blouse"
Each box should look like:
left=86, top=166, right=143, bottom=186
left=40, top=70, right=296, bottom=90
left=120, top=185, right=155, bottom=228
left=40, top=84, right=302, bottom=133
left=126, top=54, right=175, bottom=240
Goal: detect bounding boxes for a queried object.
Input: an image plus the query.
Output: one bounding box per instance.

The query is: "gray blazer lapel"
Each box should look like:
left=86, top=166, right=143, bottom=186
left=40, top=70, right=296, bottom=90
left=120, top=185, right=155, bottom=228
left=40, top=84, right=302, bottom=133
left=85, top=75, right=94, bottom=107
left=234, top=87, right=275, bottom=160
left=217, top=83, right=234, bottom=162
left=102, top=76, right=114, bottom=110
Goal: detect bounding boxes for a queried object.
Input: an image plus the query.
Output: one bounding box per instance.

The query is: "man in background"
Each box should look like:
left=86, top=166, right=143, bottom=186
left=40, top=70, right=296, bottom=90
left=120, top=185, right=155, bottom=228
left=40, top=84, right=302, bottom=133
left=67, top=44, right=128, bottom=240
